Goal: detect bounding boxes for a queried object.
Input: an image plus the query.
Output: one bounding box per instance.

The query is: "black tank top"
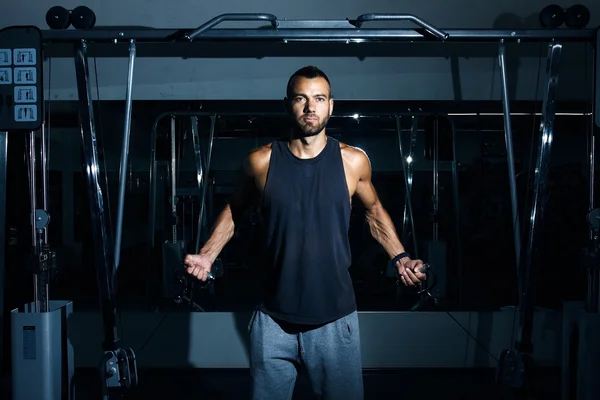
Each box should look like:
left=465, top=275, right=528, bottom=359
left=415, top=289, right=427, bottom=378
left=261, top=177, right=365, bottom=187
left=258, top=136, right=356, bottom=325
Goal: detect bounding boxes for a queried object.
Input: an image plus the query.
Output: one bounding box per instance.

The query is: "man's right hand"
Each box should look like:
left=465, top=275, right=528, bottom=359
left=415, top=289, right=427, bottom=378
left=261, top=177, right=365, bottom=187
left=184, top=254, right=213, bottom=282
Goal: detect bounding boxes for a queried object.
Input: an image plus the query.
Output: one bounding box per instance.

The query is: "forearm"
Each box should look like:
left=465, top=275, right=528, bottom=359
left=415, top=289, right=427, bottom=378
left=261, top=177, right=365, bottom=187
left=365, top=203, right=406, bottom=259
left=198, top=204, right=235, bottom=262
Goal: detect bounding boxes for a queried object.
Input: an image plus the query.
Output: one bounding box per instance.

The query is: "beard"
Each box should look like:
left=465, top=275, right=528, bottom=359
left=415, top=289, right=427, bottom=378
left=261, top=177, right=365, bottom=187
left=293, top=113, right=330, bottom=138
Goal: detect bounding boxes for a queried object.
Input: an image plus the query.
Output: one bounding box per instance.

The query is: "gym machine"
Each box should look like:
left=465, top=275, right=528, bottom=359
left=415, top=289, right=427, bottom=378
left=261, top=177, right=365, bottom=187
left=1, top=9, right=592, bottom=398
left=560, top=28, right=600, bottom=400
left=73, top=38, right=139, bottom=398
left=149, top=112, right=223, bottom=310
left=0, top=26, right=73, bottom=400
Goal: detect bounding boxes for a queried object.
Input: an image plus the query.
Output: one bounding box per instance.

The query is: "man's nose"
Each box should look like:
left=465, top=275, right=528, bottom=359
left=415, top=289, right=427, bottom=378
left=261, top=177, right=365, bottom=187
left=304, top=98, right=316, bottom=112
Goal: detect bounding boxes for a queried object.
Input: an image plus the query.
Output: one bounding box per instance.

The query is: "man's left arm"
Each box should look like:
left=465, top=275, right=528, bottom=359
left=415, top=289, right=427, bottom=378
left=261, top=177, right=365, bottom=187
left=352, top=150, right=425, bottom=286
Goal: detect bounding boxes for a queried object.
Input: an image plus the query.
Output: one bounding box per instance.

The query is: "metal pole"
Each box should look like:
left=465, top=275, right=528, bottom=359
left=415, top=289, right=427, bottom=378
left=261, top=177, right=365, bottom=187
left=74, top=40, right=120, bottom=351
left=39, top=122, right=50, bottom=312
left=195, top=115, right=216, bottom=253
left=40, top=122, right=49, bottom=244
left=516, top=42, right=562, bottom=353
left=498, top=41, right=522, bottom=294
left=27, top=130, right=40, bottom=312
left=0, top=131, right=7, bottom=379
left=148, top=121, right=159, bottom=248
left=589, top=45, right=598, bottom=314
left=432, top=118, right=439, bottom=243
left=171, top=116, right=177, bottom=243
left=449, top=120, right=464, bottom=308
left=114, top=39, right=136, bottom=271
left=190, top=117, right=204, bottom=252
left=395, top=115, right=418, bottom=259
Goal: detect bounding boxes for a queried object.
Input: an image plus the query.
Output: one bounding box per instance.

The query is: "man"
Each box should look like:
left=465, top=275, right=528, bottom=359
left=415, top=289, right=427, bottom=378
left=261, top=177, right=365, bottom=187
left=184, top=66, right=426, bottom=400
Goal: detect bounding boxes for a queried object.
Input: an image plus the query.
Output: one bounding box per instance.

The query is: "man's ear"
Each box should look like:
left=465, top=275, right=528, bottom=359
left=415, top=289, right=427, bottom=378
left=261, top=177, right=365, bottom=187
left=329, top=98, right=334, bottom=116
left=283, top=97, right=291, bottom=114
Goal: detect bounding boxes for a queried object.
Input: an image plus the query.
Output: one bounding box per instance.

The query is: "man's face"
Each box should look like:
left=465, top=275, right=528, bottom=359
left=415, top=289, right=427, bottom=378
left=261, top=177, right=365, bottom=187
left=287, top=76, right=334, bottom=137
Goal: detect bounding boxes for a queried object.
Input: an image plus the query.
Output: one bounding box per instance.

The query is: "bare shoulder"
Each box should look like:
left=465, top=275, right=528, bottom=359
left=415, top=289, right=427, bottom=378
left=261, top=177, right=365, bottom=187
left=246, top=143, right=272, bottom=175
left=339, top=141, right=371, bottom=172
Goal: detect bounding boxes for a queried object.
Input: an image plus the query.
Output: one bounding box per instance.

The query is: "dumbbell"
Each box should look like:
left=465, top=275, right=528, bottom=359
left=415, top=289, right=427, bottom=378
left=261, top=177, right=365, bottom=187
left=539, top=4, right=590, bottom=29
left=45, top=5, right=96, bottom=30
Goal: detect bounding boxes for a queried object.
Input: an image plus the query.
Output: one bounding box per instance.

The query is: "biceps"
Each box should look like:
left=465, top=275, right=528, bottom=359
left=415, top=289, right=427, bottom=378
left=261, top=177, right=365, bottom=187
left=356, top=179, right=380, bottom=210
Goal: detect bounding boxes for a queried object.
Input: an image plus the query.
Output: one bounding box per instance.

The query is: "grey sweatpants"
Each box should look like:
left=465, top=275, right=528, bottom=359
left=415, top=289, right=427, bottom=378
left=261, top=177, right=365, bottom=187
left=249, top=310, right=364, bottom=400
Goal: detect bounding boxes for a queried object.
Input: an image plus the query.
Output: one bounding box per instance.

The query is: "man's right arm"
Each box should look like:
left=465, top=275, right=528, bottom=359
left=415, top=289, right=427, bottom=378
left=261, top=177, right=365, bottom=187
left=197, top=156, right=259, bottom=263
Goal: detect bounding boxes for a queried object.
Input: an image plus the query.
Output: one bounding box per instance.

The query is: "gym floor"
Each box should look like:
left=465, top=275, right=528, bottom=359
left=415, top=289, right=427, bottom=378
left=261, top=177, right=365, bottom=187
left=2, top=367, right=562, bottom=399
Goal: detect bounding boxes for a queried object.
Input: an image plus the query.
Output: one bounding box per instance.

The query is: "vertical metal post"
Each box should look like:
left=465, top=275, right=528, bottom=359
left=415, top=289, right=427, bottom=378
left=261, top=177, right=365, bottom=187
left=516, top=42, right=562, bottom=353
left=114, top=39, right=136, bottom=271
left=589, top=42, right=598, bottom=314
left=39, top=122, right=50, bottom=313
left=40, top=122, right=49, bottom=245
left=450, top=120, right=464, bottom=308
left=170, top=116, right=177, bottom=243
left=395, top=115, right=418, bottom=258
left=190, top=117, right=204, bottom=252
left=0, top=131, right=7, bottom=378
left=148, top=119, right=159, bottom=248
left=432, top=118, right=439, bottom=243
left=194, top=115, right=216, bottom=253
left=74, top=40, right=120, bottom=351
left=499, top=41, right=522, bottom=295
left=26, top=130, right=41, bottom=312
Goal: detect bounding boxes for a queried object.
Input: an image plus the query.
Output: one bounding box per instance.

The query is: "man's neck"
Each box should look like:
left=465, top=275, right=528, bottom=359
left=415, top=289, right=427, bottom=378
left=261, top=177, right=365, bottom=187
left=288, top=131, right=327, bottom=159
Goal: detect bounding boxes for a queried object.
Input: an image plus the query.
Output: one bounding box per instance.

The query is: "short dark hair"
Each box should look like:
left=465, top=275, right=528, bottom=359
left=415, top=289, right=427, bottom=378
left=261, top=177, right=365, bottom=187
left=286, top=66, right=332, bottom=98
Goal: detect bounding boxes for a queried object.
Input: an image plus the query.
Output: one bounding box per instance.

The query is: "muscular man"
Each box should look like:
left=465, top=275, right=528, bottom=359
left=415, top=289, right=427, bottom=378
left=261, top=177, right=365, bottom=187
left=184, top=66, right=426, bottom=400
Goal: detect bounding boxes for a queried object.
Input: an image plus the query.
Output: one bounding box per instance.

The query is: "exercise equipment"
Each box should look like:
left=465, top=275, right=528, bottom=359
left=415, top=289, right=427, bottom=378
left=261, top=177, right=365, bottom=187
left=496, top=42, right=562, bottom=394
left=151, top=113, right=222, bottom=309
left=45, top=6, right=70, bottom=30
left=498, top=41, right=523, bottom=298
left=0, top=26, right=74, bottom=400
left=73, top=39, right=138, bottom=399
left=564, top=5, right=591, bottom=29
left=1, top=12, right=595, bottom=397
left=70, top=6, right=97, bottom=30
left=539, top=4, right=591, bottom=29
left=539, top=5, right=565, bottom=28
left=45, top=5, right=97, bottom=30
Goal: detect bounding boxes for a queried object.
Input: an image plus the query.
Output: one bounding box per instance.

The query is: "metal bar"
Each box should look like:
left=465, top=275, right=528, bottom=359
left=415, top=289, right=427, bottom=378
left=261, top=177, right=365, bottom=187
left=40, top=122, right=49, bottom=244
left=148, top=124, right=158, bottom=248
left=26, top=131, right=40, bottom=312
left=186, top=13, right=279, bottom=40
left=498, top=41, right=522, bottom=295
left=395, top=116, right=418, bottom=259
left=39, top=122, right=50, bottom=313
left=170, top=116, right=177, bottom=243
left=114, top=39, right=137, bottom=271
left=354, top=13, right=448, bottom=40
left=449, top=119, right=464, bottom=308
left=516, top=42, right=562, bottom=353
left=432, top=118, right=439, bottom=243
left=74, top=40, right=120, bottom=351
left=40, top=28, right=596, bottom=43
left=400, top=118, right=414, bottom=240
left=195, top=115, right=216, bottom=253
left=190, top=117, right=204, bottom=253
left=0, top=131, right=7, bottom=379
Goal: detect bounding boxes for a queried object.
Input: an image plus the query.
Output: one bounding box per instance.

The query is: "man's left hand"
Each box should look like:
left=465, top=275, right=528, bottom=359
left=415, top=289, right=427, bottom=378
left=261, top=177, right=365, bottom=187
left=396, top=258, right=427, bottom=287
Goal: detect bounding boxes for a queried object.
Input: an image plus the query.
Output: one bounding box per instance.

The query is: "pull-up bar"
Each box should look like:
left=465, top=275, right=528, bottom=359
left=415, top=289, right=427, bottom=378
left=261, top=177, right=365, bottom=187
left=40, top=12, right=596, bottom=43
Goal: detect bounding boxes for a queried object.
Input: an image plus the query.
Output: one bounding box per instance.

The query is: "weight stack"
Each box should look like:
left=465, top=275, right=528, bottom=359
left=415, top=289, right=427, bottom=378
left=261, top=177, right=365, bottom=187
left=10, top=300, right=74, bottom=400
